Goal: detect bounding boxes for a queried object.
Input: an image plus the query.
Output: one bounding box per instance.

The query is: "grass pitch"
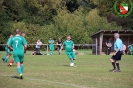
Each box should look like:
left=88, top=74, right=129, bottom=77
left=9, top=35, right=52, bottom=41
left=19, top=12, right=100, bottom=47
left=0, top=51, right=133, bottom=88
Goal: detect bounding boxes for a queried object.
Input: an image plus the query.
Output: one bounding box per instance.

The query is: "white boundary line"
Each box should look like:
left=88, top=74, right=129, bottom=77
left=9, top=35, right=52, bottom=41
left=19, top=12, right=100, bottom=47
left=0, top=74, right=95, bottom=88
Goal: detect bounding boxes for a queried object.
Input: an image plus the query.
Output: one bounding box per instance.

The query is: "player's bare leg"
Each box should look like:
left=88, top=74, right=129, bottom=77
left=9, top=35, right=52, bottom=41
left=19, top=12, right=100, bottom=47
left=73, top=58, right=76, bottom=67
left=110, top=59, right=116, bottom=72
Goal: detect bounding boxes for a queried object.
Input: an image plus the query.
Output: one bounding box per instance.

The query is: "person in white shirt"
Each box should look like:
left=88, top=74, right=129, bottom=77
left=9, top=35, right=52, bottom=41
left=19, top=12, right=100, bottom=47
left=36, top=40, right=42, bottom=54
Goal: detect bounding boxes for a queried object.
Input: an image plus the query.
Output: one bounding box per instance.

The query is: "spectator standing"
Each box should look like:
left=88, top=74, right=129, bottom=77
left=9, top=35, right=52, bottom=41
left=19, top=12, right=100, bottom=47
left=49, top=38, right=54, bottom=55
left=56, top=38, right=62, bottom=55
left=106, top=38, right=112, bottom=55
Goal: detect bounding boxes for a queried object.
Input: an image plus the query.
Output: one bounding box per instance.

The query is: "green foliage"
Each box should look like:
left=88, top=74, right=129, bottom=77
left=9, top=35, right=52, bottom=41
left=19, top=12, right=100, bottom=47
left=98, top=0, right=133, bottom=30
left=0, top=0, right=130, bottom=46
left=53, top=8, right=121, bottom=43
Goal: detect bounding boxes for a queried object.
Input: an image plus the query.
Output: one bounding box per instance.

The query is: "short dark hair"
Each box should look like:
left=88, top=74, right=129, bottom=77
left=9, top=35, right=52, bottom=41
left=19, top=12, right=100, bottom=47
left=16, top=29, right=20, bottom=34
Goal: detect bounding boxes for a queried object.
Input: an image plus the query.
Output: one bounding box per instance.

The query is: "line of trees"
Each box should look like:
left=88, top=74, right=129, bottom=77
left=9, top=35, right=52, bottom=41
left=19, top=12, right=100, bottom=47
left=0, top=0, right=132, bottom=45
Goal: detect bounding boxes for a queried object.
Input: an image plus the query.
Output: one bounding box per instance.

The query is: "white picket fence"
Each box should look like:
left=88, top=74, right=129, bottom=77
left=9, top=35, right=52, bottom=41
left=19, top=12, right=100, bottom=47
left=0, top=44, right=97, bottom=55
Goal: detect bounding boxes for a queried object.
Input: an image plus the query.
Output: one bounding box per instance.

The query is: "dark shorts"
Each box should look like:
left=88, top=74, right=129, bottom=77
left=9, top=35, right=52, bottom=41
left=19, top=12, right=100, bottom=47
left=57, top=46, right=61, bottom=50
left=111, top=51, right=123, bottom=61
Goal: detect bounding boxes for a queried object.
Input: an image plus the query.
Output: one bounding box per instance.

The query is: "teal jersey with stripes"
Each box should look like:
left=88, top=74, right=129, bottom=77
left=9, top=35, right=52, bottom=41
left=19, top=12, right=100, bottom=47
left=49, top=40, right=54, bottom=44
left=7, top=38, right=12, bottom=45
left=8, top=36, right=27, bottom=54
left=62, top=40, right=74, bottom=52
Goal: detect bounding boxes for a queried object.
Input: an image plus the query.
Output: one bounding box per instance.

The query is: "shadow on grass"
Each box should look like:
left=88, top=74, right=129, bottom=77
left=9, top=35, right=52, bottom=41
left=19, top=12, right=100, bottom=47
left=11, top=76, right=22, bottom=80
left=61, top=64, right=70, bottom=67
left=7, top=65, right=16, bottom=67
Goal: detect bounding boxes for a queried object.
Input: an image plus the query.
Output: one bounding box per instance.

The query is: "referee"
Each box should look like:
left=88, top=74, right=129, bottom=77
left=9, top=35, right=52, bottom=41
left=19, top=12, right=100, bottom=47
left=110, top=33, right=123, bottom=72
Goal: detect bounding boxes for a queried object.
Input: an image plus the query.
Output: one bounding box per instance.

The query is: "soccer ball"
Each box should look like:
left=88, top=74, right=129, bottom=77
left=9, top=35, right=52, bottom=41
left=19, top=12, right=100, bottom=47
left=70, top=63, right=74, bottom=67
left=7, top=59, right=14, bottom=66
left=10, top=63, right=13, bottom=65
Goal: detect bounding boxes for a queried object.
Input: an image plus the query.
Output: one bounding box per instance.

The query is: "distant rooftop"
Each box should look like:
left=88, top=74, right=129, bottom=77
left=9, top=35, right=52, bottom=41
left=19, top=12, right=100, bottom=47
left=91, top=30, right=133, bottom=37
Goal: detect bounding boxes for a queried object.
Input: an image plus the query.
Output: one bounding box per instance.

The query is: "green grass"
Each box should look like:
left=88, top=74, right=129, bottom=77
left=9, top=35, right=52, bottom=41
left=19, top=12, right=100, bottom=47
left=0, top=51, right=133, bottom=88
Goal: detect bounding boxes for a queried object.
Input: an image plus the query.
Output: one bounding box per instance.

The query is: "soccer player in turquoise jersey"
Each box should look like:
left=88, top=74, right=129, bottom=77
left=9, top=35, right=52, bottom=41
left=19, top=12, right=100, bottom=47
left=60, top=35, right=76, bottom=67
left=8, top=29, right=27, bottom=79
left=7, top=32, right=26, bottom=66
left=2, top=34, right=13, bottom=62
left=128, top=43, right=133, bottom=55
left=49, top=38, right=54, bottom=55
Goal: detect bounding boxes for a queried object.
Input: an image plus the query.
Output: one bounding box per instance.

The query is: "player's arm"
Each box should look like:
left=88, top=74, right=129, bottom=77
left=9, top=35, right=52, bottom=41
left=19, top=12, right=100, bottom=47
left=113, top=42, right=120, bottom=56
left=128, top=45, right=131, bottom=48
left=56, top=41, right=59, bottom=45
left=23, top=37, right=27, bottom=54
left=59, top=42, right=64, bottom=52
left=39, top=42, right=42, bottom=46
left=52, top=40, right=54, bottom=44
left=48, top=40, right=51, bottom=44
left=114, top=48, right=120, bottom=55
left=110, top=43, right=112, bottom=47
left=57, top=41, right=61, bottom=46
left=8, top=46, right=13, bottom=51
left=7, top=38, right=13, bottom=51
left=60, top=43, right=62, bottom=46
left=56, top=41, right=58, bottom=45
left=106, top=41, right=108, bottom=47
left=60, top=40, right=63, bottom=46
left=24, top=45, right=27, bottom=54
left=36, top=42, right=39, bottom=45
left=72, top=41, right=74, bottom=49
